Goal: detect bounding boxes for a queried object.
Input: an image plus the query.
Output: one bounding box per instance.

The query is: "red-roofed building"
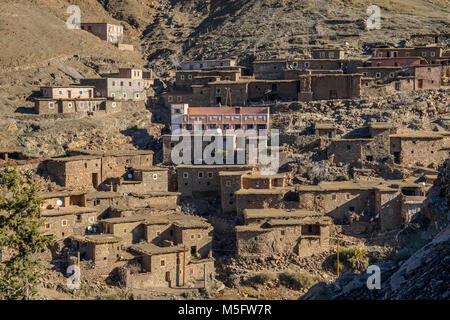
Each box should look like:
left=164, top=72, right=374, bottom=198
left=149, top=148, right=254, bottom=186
left=171, top=104, right=270, bottom=134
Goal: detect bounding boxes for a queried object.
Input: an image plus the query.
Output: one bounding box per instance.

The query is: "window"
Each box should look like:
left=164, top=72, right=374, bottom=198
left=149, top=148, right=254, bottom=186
left=431, top=51, right=436, bottom=57
left=207, top=172, right=213, bottom=178
left=363, top=72, right=367, bottom=77
left=168, top=96, right=173, bottom=102
left=180, top=75, right=185, bottom=80
left=422, top=52, right=427, bottom=57
left=160, top=259, right=165, bottom=266
left=347, top=145, right=351, bottom=150
left=305, top=62, right=310, bottom=68
left=281, top=230, right=285, bottom=235
left=79, top=90, right=83, bottom=95
left=332, top=195, right=336, bottom=200
left=405, top=52, right=410, bottom=56
left=376, top=72, right=381, bottom=79
left=329, top=52, right=334, bottom=58
left=80, top=102, right=84, bottom=108
left=198, top=172, right=204, bottom=178
left=120, top=81, right=124, bottom=86
left=76, top=215, right=82, bottom=222
left=191, top=234, right=195, bottom=239
left=153, top=174, right=158, bottom=180
left=225, top=180, right=231, bottom=187
left=123, top=93, right=127, bottom=99
left=177, top=96, right=182, bottom=102
left=61, top=219, right=68, bottom=227
left=389, top=72, right=395, bottom=78
left=112, top=81, right=116, bottom=86
left=197, top=234, right=201, bottom=239
left=183, top=172, right=189, bottom=179
left=88, top=216, right=95, bottom=223
left=188, top=75, right=192, bottom=79
left=129, top=82, right=132, bottom=86
left=45, top=223, right=51, bottom=229
left=59, top=90, right=63, bottom=95
left=49, top=102, right=55, bottom=109
left=135, top=93, right=140, bottom=98
left=111, top=93, right=115, bottom=98
left=112, top=102, right=116, bottom=108
left=68, top=102, right=73, bottom=108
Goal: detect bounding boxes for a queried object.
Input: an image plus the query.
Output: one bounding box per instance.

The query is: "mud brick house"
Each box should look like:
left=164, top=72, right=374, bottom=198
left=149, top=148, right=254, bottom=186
left=295, top=179, right=427, bottom=231
left=235, top=209, right=332, bottom=258
left=176, top=165, right=256, bottom=198
left=162, top=73, right=362, bottom=107
left=299, top=73, right=362, bottom=101
left=174, top=67, right=244, bottom=89
left=235, top=188, right=288, bottom=217
left=40, top=192, right=100, bottom=240
left=314, top=122, right=337, bottom=138
left=389, top=131, right=449, bottom=167
left=70, top=234, right=122, bottom=268
left=372, top=46, right=444, bottom=64
left=39, top=86, right=95, bottom=99
left=311, top=48, right=345, bottom=59
left=107, top=167, right=169, bottom=193
left=401, top=195, right=427, bottom=225
left=219, top=171, right=252, bottom=215
left=328, top=122, right=397, bottom=164
left=391, top=65, right=443, bottom=91
left=370, top=57, right=427, bottom=67
left=170, top=104, right=270, bottom=134
left=35, top=98, right=120, bottom=115
left=124, top=243, right=215, bottom=289
left=100, top=216, right=146, bottom=245
left=81, top=68, right=149, bottom=101
left=34, top=86, right=122, bottom=115
left=357, top=66, right=404, bottom=83
left=81, top=23, right=124, bottom=43
left=44, top=150, right=154, bottom=190
left=220, top=171, right=286, bottom=216
left=253, top=59, right=365, bottom=80
left=181, top=59, right=237, bottom=70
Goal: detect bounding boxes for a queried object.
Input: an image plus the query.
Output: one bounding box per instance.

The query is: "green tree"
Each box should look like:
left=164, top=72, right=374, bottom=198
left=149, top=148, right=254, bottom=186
left=0, top=167, right=53, bottom=300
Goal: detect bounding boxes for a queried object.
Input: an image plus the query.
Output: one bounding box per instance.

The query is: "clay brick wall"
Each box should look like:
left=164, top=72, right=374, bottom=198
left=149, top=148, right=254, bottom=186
left=220, top=173, right=245, bottom=215
left=177, top=165, right=253, bottom=197
left=41, top=211, right=100, bottom=239
left=102, top=221, right=145, bottom=245
left=236, top=225, right=330, bottom=258
left=235, top=192, right=285, bottom=216
left=310, top=74, right=361, bottom=100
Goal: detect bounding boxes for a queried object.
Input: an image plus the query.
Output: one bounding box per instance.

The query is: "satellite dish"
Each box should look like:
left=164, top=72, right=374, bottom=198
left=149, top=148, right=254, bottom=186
left=87, top=226, right=93, bottom=232
left=127, top=173, right=133, bottom=179
left=56, top=200, right=63, bottom=207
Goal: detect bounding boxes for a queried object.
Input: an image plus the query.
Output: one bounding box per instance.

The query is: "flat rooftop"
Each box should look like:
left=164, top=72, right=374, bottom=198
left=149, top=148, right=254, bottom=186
left=130, top=243, right=187, bottom=256
left=243, top=208, right=320, bottom=219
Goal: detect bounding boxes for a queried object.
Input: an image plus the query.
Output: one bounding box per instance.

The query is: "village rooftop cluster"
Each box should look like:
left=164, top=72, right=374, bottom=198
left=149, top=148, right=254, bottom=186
left=0, top=23, right=449, bottom=294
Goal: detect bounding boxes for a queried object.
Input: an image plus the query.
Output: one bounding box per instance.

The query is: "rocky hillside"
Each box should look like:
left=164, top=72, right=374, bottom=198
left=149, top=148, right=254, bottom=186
left=301, top=160, right=450, bottom=300
left=0, top=0, right=448, bottom=154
